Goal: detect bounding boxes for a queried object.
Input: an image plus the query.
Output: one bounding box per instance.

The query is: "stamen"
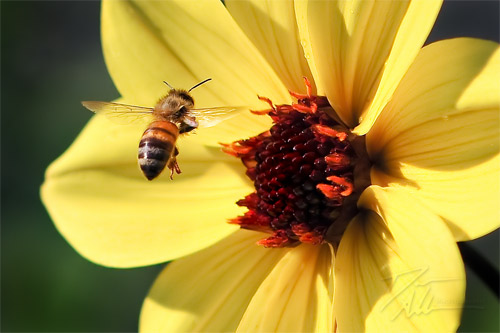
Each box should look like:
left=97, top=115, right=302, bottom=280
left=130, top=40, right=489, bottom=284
left=256, top=95, right=275, bottom=110
left=256, top=230, right=290, bottom=248
left=325, top=153, right=351, bottom=169
left=312, top=124, right=348, bottom=141
left=326, top=176, right=354, bottom=196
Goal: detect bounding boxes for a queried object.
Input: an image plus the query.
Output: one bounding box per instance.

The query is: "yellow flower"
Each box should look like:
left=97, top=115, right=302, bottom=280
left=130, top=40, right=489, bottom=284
left=41, top=0, right=499, bottom=331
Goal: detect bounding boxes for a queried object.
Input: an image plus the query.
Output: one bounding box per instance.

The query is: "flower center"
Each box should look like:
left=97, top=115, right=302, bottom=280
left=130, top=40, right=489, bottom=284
left=222, top=78, right=371, bottom=247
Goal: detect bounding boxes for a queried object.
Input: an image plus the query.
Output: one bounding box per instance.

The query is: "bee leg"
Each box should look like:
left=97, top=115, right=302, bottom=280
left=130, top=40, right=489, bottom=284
left=168, top=147, right=182, bottom=180
left=168, top=159, right=182, bottom=179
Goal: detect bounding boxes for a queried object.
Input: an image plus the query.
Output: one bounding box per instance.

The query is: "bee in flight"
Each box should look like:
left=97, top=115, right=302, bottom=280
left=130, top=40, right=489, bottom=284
left=82, top=79, right=241, bottom=180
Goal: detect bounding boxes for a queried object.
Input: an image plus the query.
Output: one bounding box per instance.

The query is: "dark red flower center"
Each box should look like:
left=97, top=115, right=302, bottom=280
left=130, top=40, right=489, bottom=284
left=222, top=79, right=370, bottom=247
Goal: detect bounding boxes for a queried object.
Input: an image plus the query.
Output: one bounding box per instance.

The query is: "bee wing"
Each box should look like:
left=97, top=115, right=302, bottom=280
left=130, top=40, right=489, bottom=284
left=190, top=106, right=247, bottom=128
left=81, top=101, right=154, bottom=125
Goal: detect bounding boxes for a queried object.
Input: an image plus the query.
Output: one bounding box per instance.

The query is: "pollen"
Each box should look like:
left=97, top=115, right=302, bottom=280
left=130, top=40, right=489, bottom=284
left=223, top=78, right=370, bottom=247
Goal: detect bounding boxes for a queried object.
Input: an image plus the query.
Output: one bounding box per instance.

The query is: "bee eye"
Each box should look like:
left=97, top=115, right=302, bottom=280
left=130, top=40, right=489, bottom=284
left=171, top=106, right=187, bottom=121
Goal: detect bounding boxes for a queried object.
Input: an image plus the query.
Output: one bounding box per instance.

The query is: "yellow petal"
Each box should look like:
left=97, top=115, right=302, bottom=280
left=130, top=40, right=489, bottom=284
left=236, top=243, right=334, bottom=333
left=226, top=0, right=314, bottom=94
left=368, top=38, right=500, bottom=241
left=334, top=186, right=465, bottom=332
left=102, top=0, right=288, bottom=144
left=139, top=230, right=290, bottom=332
left=41, top=115, right=253, bottom=267
left=295, top=0, right=442, bottom=132
left=102, top=0, right=288, bottom=107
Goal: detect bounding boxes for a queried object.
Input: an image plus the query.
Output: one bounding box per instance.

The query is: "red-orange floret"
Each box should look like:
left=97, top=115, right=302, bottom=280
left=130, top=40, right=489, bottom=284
left=224, top=79, right=358, bottom=247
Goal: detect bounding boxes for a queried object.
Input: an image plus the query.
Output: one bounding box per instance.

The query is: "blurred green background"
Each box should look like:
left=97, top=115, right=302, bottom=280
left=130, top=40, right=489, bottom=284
left=1, top=1, right=498, bottom=332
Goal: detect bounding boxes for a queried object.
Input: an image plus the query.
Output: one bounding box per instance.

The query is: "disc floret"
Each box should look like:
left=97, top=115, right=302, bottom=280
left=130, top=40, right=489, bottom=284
left=223, top=79, right=369, bottom=247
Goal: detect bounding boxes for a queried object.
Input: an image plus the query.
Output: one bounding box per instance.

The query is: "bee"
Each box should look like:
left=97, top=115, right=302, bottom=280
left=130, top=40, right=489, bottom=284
left=82, top=79, right=241, bottom=180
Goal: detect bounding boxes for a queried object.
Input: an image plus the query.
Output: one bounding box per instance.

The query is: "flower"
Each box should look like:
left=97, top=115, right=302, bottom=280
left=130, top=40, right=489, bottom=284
left=41, top=0, right=499, bottom=331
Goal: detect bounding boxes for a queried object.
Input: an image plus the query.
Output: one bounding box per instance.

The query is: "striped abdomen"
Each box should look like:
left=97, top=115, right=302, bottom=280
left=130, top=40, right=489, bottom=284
left=138, top=121, right=179, bottom=180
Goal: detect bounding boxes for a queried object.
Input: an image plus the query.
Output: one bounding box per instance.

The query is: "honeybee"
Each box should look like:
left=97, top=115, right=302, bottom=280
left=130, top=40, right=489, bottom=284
left=82, top=79, right=242, bottom=180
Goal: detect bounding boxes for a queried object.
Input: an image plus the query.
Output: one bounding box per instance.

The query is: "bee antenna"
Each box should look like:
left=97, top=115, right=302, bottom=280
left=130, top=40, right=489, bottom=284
left=188, top=78, right=212, bottom=92
left=163, top=81, right=174, bottom=90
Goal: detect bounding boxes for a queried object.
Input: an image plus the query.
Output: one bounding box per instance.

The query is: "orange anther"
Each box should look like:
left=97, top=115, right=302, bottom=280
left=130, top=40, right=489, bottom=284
left=325, top=153, right=351, bottom=168
left=327, top=176, right=353, bottom=196
left=257, top=95, right=275, bottom=110
left=257, top=230, right=291, bottom=248
left=312, top=125, right=347, bottom=141
left=316, top=183, right=342, bottom=200
left=291, top=222, right=311, bottom=236
left=292, top=103, right=316, bottom=114
left=303, top=76, right=313, bottom=98
left=250, top=109, right=272, bottom=115
left=299, top=232, right=323, bottom=245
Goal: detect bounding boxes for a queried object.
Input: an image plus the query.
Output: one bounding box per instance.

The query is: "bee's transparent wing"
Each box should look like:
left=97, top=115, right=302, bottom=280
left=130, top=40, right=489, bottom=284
left=81, top=101, right=154, bottom=125
left=190, top=106, right=247, bottom=128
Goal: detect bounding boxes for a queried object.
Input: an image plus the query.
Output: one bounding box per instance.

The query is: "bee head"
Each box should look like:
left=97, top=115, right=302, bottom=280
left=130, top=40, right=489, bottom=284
left=177, top=91, right=194, bottom=105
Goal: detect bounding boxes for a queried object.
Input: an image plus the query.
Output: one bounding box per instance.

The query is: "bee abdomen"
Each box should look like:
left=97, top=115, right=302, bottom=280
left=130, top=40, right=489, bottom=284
left=138, top=121, right=179, bottom=180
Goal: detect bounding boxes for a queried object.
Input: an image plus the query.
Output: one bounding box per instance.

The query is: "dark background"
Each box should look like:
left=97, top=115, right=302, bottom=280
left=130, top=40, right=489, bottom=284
left=1, top=1, right=499, bottom=332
